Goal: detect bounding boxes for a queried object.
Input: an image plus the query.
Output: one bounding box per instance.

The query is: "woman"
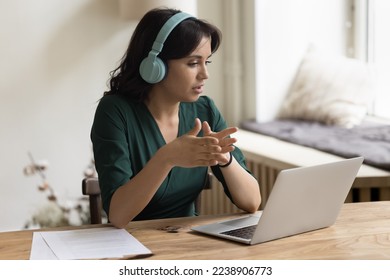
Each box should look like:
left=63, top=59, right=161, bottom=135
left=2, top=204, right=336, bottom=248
left=91, top=8, right=261, bottom=228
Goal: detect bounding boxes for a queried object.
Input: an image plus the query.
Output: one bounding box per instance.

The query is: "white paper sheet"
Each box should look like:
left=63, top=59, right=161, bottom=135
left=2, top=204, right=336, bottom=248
left=30, top=227, right=152, bottom=260
left=30, top=232, right=58, bottom=259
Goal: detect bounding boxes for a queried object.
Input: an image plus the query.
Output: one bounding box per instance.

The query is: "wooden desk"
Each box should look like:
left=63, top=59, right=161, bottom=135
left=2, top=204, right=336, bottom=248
left=1, top=202, right=390, bottom=260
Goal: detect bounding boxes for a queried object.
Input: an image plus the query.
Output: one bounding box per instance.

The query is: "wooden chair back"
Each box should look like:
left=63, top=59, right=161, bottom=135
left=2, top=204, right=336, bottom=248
left=82, top=177, right=102, bottom=224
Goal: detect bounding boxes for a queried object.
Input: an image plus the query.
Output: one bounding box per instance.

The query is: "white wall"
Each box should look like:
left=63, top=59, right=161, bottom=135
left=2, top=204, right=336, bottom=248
left=0, top=0, right=136, bottom=231
left=255, top=0, right=350, bottom=121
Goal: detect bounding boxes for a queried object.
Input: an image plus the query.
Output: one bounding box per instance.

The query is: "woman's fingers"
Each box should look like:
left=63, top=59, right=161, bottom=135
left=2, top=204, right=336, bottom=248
left=213, top=126, right=238, bottom=140
left=187, top=118, right=202, bottom=136
left=202, top=121, right=212, bottom=135
left=173, top=119, right=239, bottom=167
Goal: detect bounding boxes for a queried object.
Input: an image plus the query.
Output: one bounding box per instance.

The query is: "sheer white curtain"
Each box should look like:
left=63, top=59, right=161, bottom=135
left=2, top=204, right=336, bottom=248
left=221, top=0, right=256, bottom=126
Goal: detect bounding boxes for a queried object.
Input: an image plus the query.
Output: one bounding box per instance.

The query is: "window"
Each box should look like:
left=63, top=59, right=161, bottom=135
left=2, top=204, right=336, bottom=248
left=356, top=0, right=390, bottom=119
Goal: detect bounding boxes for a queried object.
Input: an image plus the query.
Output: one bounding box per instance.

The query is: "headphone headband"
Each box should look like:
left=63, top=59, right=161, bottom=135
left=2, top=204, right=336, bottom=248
left=139, top=12, right=194, bottom=84
left=152, top=12, right=193, bottom=52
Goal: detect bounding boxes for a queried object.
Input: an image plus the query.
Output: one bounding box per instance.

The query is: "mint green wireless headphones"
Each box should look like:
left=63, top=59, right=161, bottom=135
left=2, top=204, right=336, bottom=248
left=139, top=12, right=193, bottom=84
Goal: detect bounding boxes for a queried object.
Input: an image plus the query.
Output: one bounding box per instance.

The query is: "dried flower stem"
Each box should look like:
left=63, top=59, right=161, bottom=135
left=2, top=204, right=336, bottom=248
left=27, top=151, right=45, bottom=180
left=27, top=151, right=56, bottom=200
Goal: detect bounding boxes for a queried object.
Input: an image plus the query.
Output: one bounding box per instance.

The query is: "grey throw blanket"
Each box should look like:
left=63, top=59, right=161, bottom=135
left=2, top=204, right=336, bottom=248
left=241, top=119, right=390, bottom=171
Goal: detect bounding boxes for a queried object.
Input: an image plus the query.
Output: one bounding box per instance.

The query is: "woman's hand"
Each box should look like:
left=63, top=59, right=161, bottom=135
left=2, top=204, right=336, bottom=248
left=163, top=118, right=235, bottom=168
left=202, top=120, right=237, bottom=165
left=201, top=121, right=261, bottom=213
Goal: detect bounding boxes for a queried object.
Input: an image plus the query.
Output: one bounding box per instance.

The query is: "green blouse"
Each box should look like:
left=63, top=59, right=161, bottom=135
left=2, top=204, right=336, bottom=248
left=91, top=94, right=251, bottom=220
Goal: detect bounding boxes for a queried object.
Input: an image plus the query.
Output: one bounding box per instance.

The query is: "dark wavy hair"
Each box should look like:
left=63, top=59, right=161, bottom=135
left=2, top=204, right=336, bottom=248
left=104, top=8, right=222, bottom=101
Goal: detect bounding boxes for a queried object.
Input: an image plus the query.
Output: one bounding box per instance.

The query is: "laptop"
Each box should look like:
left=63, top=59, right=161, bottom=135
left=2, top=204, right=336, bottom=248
left=192, top=157, right=364, bottom=245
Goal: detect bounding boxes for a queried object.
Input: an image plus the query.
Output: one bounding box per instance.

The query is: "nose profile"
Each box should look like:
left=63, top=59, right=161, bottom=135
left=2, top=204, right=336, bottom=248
left=198, top=63, right=209, bottom=80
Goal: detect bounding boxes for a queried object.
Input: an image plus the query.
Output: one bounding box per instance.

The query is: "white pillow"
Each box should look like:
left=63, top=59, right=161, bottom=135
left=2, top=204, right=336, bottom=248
left=278, top=47, right=375, bottom=128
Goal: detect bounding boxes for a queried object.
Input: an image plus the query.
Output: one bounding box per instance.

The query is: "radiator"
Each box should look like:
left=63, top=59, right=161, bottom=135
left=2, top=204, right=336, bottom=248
left=199, top=158, right=390, bottom=215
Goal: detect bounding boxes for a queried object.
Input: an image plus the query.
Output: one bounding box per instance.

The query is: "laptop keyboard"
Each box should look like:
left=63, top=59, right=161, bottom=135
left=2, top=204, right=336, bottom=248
left=220, top=225, right=257, bottom=240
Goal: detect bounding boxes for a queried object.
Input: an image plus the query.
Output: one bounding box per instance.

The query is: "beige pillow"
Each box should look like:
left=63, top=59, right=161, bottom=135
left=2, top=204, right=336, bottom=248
left=278, top=47, right=375, bottom=128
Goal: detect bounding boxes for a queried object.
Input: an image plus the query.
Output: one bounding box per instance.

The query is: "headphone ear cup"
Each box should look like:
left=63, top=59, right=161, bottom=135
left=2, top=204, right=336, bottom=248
left=139, top=55, right=167, bottom=84
left=138, top=12, right=192, bottom=84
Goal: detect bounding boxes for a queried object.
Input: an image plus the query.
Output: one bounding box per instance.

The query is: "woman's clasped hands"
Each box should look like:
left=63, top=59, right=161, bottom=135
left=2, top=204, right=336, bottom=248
left=164, top=118, right=238, bottom=168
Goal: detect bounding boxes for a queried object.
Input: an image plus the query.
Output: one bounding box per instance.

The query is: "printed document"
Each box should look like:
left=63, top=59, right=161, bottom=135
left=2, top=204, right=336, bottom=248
left=30, top=227, right=152, bottom=260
